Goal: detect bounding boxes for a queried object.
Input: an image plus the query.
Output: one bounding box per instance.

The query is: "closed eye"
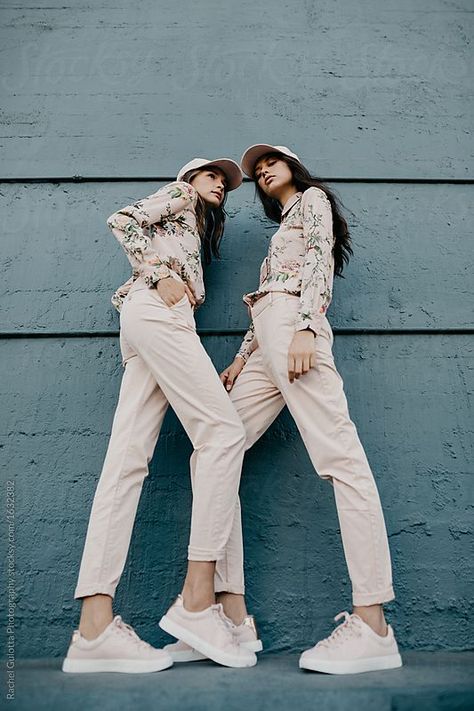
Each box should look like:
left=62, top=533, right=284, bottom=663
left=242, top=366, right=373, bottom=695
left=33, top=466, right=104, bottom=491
left=208, top=171, right=227, bottom=190
left=256, top=159, right=276, bottom=179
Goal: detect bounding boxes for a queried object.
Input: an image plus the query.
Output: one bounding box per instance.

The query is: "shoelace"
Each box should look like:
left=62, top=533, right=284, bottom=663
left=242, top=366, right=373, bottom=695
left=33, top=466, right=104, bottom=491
left=114, top=616, right=153, bottom=650
left=316, top=611, right=363, bottom=649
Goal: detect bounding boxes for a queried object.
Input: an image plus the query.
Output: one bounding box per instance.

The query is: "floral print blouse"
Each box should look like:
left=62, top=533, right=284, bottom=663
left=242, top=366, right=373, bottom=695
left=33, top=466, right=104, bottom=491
left=106, top=181, right=204, bottom=312
left=237, top=186, right=336, bottom=361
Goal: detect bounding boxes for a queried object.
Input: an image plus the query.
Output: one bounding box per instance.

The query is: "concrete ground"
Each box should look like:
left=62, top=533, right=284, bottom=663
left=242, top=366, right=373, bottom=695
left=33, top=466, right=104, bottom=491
left=8, top=651, right=474, bottom=711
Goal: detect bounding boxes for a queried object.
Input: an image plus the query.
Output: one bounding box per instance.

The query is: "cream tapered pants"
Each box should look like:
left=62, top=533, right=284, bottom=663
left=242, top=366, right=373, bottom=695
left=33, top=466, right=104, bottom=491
left=74, top=282, right=246, bottom=599
left=214, top=291, right=395, bottom=607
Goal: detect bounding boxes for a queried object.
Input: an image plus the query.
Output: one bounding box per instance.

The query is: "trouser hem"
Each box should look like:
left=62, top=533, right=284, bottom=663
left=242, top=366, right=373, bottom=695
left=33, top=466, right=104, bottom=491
left=352, top=586, right=395, bottom=606
left=214, top=582, right=245, bottom=595
left=188, top=546, right=224, bottom=561
left=74, top=583, right=116, bottom=600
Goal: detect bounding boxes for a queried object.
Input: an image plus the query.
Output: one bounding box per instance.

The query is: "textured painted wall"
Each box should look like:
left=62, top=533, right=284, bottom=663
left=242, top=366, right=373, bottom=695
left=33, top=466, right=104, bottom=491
left=1, top=0, right=473, bottom=658
left=1, top=0, right=472, bottom=179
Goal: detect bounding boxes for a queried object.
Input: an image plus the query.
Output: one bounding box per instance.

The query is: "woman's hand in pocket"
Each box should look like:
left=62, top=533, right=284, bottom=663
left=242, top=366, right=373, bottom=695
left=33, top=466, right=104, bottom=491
left=220, top=356, right=245, bottom=391
left=155, top=277, right=196, bottom=307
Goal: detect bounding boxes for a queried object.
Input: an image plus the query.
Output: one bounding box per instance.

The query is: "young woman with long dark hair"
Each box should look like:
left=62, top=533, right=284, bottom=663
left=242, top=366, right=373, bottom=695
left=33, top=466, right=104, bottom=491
left=162, top=144, right=402, bottom=673
left=62, top=157, right=259, bottom=673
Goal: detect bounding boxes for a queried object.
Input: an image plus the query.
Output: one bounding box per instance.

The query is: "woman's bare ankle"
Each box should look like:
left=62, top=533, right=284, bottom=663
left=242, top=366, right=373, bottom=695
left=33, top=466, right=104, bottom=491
left=353, top=604, right=388, bottom=637
left=181, top=584, right=215, bottom=612
left=216, top=592, right=247, bottom=625
left=182, top=561, right=216, bottom=611
left=78, top=594, right=114, bottom=640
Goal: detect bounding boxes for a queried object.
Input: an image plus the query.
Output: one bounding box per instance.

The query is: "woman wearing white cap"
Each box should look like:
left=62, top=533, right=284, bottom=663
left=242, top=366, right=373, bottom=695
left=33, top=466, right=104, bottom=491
left=63, top=158, right=259, bottom=673
left=218, top=145, right=403, bottom=674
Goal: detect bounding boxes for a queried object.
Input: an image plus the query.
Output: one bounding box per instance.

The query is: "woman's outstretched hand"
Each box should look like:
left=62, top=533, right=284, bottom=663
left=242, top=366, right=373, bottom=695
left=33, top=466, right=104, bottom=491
left=220, top=357, right=245, bottom=391
left=155, top=277, right=197, bottom=307
left=288, top=330, right=315, bottom=383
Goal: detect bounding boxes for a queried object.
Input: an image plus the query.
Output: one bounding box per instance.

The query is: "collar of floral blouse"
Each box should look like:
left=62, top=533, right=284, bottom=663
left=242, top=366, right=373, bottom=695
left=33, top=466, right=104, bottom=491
left=280, top=191, right=303, bottom=218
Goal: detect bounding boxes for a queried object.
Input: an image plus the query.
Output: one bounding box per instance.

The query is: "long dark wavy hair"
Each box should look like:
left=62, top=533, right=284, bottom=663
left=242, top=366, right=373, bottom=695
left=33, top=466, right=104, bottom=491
left=253, top=153, right=353, bottom=277
left=182, top=168, right=228, bottom=265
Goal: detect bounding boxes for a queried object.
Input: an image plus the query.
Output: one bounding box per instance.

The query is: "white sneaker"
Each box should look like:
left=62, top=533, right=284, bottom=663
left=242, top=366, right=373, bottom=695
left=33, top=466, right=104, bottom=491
left=163, top=639, right=207, bottom=663
left=159, top=595, right=257, bottom=668
left=299, top=611, right=403, bottom=675
left=62, top=615, right=173, bottom=673
left=164, top=613, right=263, bottom=662
left=224, top=613, right=263, bottom=652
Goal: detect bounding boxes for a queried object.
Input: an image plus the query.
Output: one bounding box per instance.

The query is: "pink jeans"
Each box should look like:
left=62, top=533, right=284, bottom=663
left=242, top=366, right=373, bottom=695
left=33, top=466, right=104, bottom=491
left=74, top=282, right=246, bottom=599
left=216, top=291, right=395, bottom=606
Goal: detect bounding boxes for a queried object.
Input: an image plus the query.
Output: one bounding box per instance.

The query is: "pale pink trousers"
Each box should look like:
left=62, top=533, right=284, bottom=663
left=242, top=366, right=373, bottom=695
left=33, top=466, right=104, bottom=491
left=74, top=283, right=246, bottom=599
left=215, top=292, right=395, bottom=606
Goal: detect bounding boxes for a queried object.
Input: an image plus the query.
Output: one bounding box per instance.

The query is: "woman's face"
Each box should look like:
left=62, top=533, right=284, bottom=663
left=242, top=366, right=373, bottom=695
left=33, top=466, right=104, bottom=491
left=254, top=155, right=294, bottom=197
left=190, top=168, right=227, bottom=207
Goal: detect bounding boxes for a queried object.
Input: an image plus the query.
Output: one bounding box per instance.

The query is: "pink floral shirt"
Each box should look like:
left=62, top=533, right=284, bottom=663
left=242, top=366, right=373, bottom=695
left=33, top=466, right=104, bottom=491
left=237, top=187, right=336, bottom=361
left=106, top=181, right=204, bottom=312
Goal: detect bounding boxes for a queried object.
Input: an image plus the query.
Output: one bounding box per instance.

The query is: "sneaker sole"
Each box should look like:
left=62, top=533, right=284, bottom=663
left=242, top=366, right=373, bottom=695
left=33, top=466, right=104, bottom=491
left=241, top=639, right=263, bottom=653
left=159, top=615, right=256, bottom=668
left=62, top=655, right=173, bottom=674
left=164, top=648, right=207, bottom=663
left=165, top=639, right=262, bottom=661
left=299, top=653, right=403, bottom=675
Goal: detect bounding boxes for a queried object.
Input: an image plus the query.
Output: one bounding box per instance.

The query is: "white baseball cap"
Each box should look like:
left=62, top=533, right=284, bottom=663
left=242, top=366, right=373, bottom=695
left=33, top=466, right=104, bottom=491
left=240, top=144, right=301, bottom=178
left=176, top=157, right=243, bottom=191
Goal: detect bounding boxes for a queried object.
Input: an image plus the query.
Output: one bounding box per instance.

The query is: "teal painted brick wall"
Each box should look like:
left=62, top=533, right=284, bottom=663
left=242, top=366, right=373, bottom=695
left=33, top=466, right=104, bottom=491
left=1, top=0, right=472, bottom=657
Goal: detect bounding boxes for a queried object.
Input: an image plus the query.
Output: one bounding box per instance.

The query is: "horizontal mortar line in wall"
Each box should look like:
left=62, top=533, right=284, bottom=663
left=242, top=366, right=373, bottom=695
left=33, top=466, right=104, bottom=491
left=2, top=328, right=474, bottom=339
left=0, top=177, right=473, bottom=185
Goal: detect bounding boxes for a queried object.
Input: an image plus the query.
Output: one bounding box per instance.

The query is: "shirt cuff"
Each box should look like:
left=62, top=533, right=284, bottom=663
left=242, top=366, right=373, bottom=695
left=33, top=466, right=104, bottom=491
left=294, top=313, right=325, bottom=337
left=143, top=264, right=165, bottom=288
left=236, top=345, right=252, bottom=362
left=236, top=335, right=257, bottom=362
left=146, top=267, right=186, bottom=289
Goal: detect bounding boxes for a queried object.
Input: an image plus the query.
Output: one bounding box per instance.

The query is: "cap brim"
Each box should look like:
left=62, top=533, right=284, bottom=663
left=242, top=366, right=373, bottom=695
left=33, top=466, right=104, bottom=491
left=203, top=159, right=243, bottom=191
left=240, top=144, right=281, bottom=178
